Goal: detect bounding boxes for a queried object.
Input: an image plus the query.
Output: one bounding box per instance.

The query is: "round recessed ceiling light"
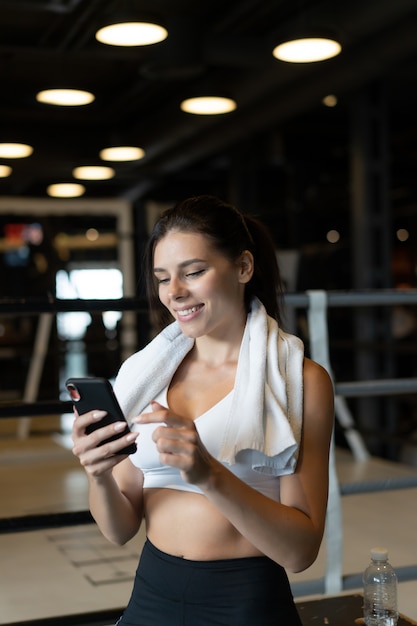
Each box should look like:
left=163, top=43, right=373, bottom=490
left=95, top=22, right=168, bottom=46
left=72, top=166, right=115, bottom=180
left=322, top=94, right=338, bottom=107
left=47, top=183, right=86, bottom=198
left=396, top=228, right=409, bottom=242
left=273, top=37, right=341, bottom=63
left=326, top=229, right=341, bottom=244
left=99, top=146, right=145, bottom=161
left=36, top=89, right=95, bottom=106
left=0, top=143, right=33, bottom=158
left=180, top=96, right=237, bottom=115
left=0, top=165, right=12, bottom=177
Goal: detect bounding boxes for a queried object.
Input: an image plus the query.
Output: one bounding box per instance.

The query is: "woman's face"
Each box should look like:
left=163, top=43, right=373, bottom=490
left=153, top=230, right=253, bottom=339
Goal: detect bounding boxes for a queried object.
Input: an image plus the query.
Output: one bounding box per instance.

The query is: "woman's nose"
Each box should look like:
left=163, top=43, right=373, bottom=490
left=168, top=277, right=187, bottom=299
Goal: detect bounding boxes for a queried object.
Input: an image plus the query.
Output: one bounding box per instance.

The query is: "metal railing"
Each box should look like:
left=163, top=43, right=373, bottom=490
left=1, top=290, right=417, bottom=597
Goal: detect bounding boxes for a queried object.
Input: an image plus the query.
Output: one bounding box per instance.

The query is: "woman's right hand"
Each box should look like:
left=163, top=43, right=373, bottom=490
left=72, top=409, right=143, bottom=544
left=71, top=408, right=137, bottom=478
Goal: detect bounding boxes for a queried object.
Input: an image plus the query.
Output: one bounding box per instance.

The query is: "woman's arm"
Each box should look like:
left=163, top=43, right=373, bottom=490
left=137, top=357, right=334, bottom=572
left=201, top=358, right=334, bottom=572
left=72, top=408, right=144, bottom=545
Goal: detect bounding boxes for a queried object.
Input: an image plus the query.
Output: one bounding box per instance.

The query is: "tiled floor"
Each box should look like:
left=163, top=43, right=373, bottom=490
left=1, top=429, right=417, bottom=624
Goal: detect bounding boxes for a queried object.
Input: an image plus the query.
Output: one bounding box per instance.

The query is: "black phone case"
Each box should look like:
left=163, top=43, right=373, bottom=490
left=65, top=377, right=137, bottom=455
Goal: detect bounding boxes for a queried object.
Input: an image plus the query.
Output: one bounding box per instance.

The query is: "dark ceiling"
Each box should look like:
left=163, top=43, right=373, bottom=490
left=0, top=0, right=417, bottom=251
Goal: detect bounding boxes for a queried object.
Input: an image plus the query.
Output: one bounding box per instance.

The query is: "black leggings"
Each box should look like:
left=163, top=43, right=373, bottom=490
left=116, top=539, right=302, bottom=626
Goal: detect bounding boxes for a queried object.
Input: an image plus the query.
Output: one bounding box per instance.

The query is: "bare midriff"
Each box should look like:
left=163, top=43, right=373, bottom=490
left=143, top=488, right=264, bottom=560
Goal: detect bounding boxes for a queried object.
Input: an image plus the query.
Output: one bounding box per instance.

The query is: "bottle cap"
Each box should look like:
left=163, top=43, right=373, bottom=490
left=371, top=547, right=388, bottom=561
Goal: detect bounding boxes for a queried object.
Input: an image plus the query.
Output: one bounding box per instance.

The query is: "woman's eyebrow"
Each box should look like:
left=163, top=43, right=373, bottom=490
left=153, top=258, right=206, bottom=273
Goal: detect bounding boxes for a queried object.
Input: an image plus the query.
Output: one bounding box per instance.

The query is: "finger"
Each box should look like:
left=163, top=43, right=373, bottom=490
left=98, top=431, right=137, bottom=456
left=155, top=438, right=197, bottom=471
left=88, top=421, right=136, bottom=449
left=131, top=400, right=167, bottom=425
left=73, top=409, right=107, bottom=434
left=76, top=446, right=126, bottom=476
left=73, top=429, right=137, bottom=460
left=132, top=411, right=165, bottom=427
left=135, top=408, right=189, bottom=429
left=152, top=425, right=197, bottom=445
left=156, top=435, right=196, bottom=457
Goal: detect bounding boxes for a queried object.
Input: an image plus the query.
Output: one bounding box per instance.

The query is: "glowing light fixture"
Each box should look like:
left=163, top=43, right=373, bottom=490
left=36, top=89, right=95, bottom=106
left=180, top=96, right=237, bottom=115
left=73, top=166, right=115, bottom=180
left=47, top=183, right=85, bottom=198
left=273, top=37, right=341, bottom=63
left=86, top=228, right=100, bottom=242
left=0, top=165, right=12, bottom=177
left=0, top=143, right=33, bottom=158
left=99, top=146, right=145, bottom=161
left=96, top=21, right=167, bottom=47
left=326, top=229, right=340, bottom=244
left=322, top=94, right=338, bottom=108
left=396, top=228, right=409, bottom=242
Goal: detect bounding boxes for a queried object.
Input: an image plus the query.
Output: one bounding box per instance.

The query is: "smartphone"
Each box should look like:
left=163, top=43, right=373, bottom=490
left=66, top=377, right=137, bottom=455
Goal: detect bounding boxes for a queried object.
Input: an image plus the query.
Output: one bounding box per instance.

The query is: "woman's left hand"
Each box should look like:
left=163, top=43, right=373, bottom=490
left=132, top=401, right=215, bottom=487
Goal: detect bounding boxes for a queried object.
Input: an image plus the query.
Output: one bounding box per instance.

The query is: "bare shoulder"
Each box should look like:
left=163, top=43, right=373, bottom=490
left=303, top=356, right=333, bottom=390
left=302, top=357, right=334, bottom=428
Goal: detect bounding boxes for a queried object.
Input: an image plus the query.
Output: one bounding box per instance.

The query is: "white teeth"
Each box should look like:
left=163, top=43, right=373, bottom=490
left=177, top=306, right=199, bottom=316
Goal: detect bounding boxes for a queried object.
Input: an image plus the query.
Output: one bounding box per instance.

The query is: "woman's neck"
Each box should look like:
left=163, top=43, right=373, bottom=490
left=193, top=320, right=246, bottom=368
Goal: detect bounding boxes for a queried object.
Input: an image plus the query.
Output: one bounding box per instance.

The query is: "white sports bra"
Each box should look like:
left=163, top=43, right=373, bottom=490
left=129, top=386, right=281, bottom=502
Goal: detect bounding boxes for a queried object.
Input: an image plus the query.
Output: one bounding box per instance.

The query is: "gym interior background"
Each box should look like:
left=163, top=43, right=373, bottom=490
left=1, top=1, right=417, bottom=624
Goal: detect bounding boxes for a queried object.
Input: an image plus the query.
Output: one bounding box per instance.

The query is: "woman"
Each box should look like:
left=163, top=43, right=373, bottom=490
left=72, top=195, right=334, bottom=625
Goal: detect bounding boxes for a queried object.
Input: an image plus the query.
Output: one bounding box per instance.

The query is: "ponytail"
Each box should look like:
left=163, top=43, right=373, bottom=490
left=243, top=215, right=284, bottom=325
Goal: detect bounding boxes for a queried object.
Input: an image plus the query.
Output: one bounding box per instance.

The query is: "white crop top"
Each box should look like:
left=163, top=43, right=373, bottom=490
left=129, top=386, right=281, bottom=502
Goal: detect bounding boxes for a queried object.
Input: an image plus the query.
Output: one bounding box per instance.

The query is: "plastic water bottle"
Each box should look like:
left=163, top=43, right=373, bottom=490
left=363, top=547, right=398, bottom=626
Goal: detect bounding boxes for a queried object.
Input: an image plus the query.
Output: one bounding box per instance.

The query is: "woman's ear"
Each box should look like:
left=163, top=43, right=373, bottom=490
left=238, top=250, right=254, bottom=284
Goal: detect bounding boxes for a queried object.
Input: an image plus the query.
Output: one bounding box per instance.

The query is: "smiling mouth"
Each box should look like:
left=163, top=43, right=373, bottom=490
left=177, top=305, right=203, bottom=317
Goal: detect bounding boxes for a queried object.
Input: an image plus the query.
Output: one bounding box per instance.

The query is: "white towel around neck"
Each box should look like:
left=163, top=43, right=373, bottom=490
left=113, top=297, right=304, bottom=475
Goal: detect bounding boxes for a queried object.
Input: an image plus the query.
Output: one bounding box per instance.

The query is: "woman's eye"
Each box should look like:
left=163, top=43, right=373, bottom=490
left=186, top=269, right=204, bottom=278
left=156, top=277, right=169, bottom=284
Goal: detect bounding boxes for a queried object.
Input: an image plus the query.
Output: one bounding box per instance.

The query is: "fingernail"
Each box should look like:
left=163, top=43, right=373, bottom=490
left=114, top=421, right=126, bottom=431
left=126, top=433, right=137, bottom=441
left=92, top=410, right=107, bottom=419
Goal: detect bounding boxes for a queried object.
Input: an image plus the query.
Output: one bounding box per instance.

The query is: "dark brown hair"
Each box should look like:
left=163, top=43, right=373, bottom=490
left=144, top=195, right=284, bottom=330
